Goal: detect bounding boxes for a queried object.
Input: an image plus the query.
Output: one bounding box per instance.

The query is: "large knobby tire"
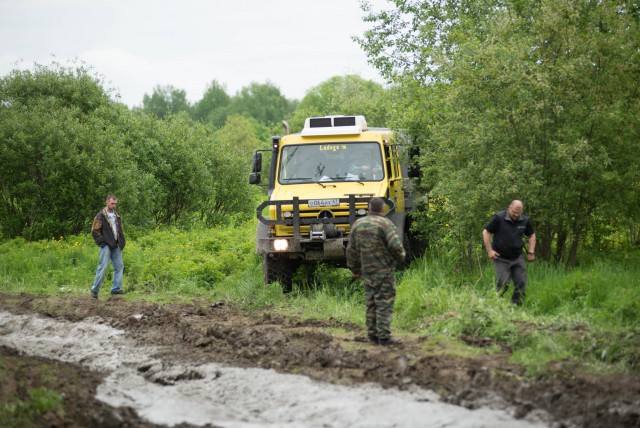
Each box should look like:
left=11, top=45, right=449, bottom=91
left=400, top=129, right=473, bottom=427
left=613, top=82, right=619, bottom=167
left=263, top=254, right=294, bottom=293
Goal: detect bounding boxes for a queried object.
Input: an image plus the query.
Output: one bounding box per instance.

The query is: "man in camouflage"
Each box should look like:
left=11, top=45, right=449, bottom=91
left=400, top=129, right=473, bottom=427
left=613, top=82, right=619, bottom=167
left=347, top=197, right=406, bottom=345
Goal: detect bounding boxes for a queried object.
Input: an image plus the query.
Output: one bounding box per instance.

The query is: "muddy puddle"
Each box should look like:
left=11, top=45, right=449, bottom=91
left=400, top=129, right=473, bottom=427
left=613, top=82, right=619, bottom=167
left=0, top=309, right=550, bottom=427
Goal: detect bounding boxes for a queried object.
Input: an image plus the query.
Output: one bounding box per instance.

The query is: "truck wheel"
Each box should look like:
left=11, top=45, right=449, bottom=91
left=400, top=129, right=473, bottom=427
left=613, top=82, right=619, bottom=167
left=263, top=255, right=294, bottom=293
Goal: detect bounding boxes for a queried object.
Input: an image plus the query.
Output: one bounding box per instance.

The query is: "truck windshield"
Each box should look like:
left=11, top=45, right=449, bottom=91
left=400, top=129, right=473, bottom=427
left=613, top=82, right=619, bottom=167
left=278, top=142, right=384, bottom=184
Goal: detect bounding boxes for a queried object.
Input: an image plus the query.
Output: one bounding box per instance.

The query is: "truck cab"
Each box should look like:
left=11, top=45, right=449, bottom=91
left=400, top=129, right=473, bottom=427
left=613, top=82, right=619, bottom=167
left=250, top=115, right=415, bottom=291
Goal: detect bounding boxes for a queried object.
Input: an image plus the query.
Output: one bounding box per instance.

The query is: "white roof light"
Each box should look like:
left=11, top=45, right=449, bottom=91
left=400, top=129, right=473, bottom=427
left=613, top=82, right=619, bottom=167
left=301, top=115, right=367, bottom=137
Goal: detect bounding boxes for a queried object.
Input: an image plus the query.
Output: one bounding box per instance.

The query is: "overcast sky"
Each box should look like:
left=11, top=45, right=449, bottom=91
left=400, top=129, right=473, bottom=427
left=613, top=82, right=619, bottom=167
left=0, top=0, right=390, bottom=107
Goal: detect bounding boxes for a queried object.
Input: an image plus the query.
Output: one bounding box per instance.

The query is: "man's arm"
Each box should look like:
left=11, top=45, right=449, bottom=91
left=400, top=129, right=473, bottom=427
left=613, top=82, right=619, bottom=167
left=527, top=232, right=536, bottom=261
left=482, top=229, right=499, bottom=260
left=91, top=213, right=105, bottom=246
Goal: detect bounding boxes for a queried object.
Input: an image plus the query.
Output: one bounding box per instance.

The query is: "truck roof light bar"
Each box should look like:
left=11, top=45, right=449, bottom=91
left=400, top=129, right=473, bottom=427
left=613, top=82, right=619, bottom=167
left=301, top=115, right=367, bottom=137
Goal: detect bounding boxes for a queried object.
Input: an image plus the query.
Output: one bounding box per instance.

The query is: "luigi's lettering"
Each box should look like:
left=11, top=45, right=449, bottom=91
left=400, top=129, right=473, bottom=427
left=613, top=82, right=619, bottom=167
left=319, top=144, right=346, bottom=152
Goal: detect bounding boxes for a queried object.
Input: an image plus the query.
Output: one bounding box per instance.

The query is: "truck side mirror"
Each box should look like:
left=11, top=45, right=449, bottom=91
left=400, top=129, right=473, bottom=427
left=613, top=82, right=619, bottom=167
left=252, top=152, right=262, bottom=173
left=249, top=172, right=261, bottom=185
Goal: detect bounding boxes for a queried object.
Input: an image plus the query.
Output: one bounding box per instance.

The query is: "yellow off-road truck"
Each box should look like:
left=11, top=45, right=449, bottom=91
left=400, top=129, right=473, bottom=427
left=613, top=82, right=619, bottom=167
left=249, top=115, right=421, bottom=291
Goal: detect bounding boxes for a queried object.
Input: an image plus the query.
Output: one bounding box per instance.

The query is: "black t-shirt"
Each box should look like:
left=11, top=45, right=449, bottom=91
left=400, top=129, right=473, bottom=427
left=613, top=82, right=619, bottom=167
left=485, top=210, right=534, bottom=260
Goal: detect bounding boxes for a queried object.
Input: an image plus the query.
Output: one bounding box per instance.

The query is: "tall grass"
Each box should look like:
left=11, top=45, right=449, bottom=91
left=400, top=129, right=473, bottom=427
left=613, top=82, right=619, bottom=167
left=393, top=250, right=640, bottom=373
left=285, top=264, right=365, bottom=325
left=0, top=223, right=638, bottom=374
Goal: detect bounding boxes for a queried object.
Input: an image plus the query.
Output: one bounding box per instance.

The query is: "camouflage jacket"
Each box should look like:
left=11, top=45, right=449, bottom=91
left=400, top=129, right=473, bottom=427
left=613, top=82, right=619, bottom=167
left=346, top=213, right=405, bottom=278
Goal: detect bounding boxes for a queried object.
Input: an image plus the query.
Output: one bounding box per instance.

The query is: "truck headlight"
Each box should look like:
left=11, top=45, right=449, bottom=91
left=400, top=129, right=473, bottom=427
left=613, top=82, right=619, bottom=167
left=273, top=239, right=289, bottom=251
left=357, top=208, right=367, bottom=216
left=283, top=211, right=293, bottom=218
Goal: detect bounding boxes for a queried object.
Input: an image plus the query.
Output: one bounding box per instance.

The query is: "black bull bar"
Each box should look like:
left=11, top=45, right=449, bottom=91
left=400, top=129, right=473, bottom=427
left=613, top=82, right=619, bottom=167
left=256, top=196, right=395, bottom=240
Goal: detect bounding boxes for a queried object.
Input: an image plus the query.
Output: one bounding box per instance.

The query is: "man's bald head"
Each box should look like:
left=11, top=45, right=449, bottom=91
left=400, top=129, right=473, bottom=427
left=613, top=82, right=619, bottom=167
left=508, top=200, right=524, bottom=221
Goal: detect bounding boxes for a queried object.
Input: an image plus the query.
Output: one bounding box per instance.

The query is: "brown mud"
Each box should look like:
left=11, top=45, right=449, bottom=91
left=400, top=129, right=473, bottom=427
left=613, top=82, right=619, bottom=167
left=1, top=293, right=639, bottom=428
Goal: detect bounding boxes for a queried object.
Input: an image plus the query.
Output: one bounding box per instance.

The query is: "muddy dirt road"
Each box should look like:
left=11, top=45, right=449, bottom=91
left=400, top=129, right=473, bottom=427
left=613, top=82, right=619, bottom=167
left=0, top=293, right=638, bottom=427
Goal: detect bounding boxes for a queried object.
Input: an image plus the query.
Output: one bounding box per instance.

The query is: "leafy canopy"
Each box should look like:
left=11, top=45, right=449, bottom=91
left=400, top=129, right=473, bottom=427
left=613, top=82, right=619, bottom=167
left=358, top=0, right=640, bottom=262
left=0, top=64, right=259, bottom=240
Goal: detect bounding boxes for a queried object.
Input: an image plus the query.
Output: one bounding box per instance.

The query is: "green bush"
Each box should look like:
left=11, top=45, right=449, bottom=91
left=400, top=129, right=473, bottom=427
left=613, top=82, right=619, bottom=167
left=0, top=64, right=260, bottom=240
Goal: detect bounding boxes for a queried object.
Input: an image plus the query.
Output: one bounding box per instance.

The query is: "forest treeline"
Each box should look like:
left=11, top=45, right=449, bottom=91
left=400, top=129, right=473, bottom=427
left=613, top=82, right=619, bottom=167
left=357, top=0, right=640, bottom=264
left=1, top=0, right=638, bottom=265
left=0, top=66, right=389, bottom=241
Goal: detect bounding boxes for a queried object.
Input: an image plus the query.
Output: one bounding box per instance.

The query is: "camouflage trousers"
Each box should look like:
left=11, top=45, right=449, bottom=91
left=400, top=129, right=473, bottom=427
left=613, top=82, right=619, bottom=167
left=364, top=274, right=396, bottom=341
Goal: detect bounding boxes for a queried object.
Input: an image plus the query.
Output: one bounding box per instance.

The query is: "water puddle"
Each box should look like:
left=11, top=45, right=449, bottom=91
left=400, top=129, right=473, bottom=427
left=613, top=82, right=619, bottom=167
left=0, top=310, right=550, bottom=427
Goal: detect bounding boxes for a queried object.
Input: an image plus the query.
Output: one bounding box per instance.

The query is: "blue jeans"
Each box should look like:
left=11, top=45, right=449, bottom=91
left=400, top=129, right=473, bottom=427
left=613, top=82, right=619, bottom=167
left=91, top=245, right=124, bottom=293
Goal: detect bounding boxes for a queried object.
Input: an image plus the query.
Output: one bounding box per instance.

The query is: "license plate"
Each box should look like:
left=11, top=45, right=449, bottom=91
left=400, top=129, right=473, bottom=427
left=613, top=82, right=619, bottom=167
left=308, top=199, right=340, bottom=207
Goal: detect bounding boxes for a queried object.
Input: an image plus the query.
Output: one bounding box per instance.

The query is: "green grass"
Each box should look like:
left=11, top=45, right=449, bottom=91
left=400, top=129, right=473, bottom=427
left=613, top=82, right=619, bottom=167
left=0, top=387, right=63, bottom=427
left=1, top=222, right=638, bottom=375
left=393, top=250, right=640, bottom=374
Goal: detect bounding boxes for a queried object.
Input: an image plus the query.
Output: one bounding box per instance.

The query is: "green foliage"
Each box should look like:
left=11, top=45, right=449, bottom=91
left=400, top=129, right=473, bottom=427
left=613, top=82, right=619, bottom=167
left=227, top=82, right=296, bottom=125
left=358, top=0, right=640, bottom=264
left=279, top=264, right=365, bottom=325
left=394, top=251, right=640, bottom=373
left=0, top=223, right=259, bottom=300
left=287, top=75, right=390, bottom=131
left=186, top=75, right=391, bottom=137
left=528, top=258, right=640, bottom=327
left=0, top=63, right=259, bottom=240
left=190, top=80, right=231, bottom=127
left=116, top=223, right=259, bottom=297
left=0, top=387, right=63, bottom=427
left=214, top=115, right=264, bottom=155
left=141, top=85, right=190, bottom=119
left=138, top=115, right=213, bottom=225
left=204, top=116, right=264, bottom=224
left=0, top=63, right=151, bottom=239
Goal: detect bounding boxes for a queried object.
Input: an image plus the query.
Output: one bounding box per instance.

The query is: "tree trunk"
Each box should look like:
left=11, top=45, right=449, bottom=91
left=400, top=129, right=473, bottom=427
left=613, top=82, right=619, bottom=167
left=538, top=222, right=554, bottom=261
left=555, top=228, right=567, bottom=264
left=631, top=225, right=639, bottom=246
left=568, top=231, right=580, bottom=267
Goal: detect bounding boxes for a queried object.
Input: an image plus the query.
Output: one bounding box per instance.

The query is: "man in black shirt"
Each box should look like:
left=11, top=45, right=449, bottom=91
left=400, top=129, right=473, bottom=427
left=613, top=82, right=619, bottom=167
left=482, top=200, right=536, bottom=305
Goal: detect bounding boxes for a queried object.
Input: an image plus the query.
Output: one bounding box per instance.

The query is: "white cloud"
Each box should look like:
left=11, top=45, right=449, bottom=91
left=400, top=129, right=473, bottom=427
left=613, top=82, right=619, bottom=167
left=0, top=0, right=389, bottom=107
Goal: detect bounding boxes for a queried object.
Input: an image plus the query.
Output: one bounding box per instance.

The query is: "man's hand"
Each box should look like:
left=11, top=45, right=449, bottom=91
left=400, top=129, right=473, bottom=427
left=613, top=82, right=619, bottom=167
left=527, top=253, right=536, bottom=262
left=487, top=250, right=500, bottom=260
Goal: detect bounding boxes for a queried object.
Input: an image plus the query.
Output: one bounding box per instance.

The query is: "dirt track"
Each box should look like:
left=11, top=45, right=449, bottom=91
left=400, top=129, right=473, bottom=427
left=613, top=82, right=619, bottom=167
left=1, top=293, right=639, bottom=427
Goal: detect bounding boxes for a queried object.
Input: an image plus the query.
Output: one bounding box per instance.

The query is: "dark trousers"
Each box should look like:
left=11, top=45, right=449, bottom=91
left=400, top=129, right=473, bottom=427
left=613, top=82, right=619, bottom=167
left=494, top=255, right=527, bottom=305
